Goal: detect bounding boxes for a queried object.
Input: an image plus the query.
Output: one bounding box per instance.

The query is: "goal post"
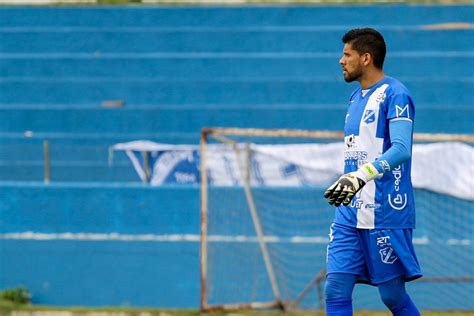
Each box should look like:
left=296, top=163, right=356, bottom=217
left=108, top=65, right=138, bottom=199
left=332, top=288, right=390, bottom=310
left=199, top=127, right=474, bottom=312
left=200, top=128, right=345, bottom=311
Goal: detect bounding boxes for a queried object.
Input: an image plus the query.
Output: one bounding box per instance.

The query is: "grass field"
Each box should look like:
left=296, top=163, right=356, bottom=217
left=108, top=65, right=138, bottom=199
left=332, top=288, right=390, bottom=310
left=1, top=301, right=474, bottom=316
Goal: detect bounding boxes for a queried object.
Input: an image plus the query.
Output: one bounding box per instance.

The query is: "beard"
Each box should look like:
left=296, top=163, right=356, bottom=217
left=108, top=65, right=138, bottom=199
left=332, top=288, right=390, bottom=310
left=343, top=67, right=363, bottom=83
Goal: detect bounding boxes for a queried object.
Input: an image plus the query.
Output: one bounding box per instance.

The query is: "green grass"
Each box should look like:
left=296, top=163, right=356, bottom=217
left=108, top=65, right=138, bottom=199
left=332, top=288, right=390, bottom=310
left=0, top=301, right=473, bottom=316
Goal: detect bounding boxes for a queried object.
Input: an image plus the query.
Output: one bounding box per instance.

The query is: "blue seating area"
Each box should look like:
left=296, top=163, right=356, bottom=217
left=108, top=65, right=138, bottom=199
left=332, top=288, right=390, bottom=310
left=1, top=6, right=473, bottom=181
left=0, top=5, right=473, bottom=309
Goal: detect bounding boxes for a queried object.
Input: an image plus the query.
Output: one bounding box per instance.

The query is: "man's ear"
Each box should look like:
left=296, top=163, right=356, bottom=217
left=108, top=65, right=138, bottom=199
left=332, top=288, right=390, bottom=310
left=362, top=53, right=372, bottom=67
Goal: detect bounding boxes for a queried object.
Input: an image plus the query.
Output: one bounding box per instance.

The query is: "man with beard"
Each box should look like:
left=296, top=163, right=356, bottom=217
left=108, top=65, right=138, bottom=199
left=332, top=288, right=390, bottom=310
left=323, top=28, right=422, bottom=315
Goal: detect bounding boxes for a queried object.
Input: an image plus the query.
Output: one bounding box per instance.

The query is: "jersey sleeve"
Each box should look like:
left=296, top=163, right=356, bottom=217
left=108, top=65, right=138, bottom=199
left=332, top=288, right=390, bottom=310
left=385, top=92, right=415, bottom=122
left=373, top=119, right=413, bottom=173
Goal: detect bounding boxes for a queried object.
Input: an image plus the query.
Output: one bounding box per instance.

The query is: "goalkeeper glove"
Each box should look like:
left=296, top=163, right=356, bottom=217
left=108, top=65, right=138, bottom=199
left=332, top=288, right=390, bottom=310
left=324, top=163, right=380, bottom=207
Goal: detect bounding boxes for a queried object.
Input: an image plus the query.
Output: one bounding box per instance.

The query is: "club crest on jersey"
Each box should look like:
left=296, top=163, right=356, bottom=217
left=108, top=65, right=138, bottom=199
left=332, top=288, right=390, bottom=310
left=379, top=247, right=398, bottom=264
left=377, top=236, right=398, bottom=264
left=363, top=109, right=375, bottom=124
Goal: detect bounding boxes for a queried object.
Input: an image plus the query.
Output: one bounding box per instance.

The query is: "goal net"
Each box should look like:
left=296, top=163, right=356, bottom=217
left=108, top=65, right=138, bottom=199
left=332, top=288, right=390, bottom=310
left=199, top=127, right=474, bottom=311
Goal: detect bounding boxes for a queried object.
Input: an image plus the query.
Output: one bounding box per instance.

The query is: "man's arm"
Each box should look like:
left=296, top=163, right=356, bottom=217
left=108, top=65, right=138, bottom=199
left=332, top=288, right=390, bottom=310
left=324, top=119, right=413, bottom=206
left=373, top=119, right=413, bottom=173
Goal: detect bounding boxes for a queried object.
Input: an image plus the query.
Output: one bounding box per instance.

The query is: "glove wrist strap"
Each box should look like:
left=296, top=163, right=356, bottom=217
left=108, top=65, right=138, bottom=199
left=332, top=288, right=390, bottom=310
left=355, top=163, right=380, bottom=182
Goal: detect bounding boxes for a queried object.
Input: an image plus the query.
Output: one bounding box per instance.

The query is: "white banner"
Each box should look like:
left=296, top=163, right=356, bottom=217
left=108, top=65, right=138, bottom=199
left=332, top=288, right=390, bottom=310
left=111, top=141, right=474, bottom=201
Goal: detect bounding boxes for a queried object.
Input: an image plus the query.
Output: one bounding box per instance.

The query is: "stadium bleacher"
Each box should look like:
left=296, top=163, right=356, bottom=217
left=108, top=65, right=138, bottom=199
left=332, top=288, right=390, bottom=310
left=0, top=6, right=474, bottom=181
left=0, top=4, right=472, bottom=309
left=0, top=6, right=473, bottom=181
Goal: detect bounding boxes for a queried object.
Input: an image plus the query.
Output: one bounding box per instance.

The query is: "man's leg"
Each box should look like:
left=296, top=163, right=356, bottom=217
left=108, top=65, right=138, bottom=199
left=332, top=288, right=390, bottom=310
left=325, top=273, right=357, bottom=316
left=326, top=223, right=368, bottom=316
left=378, top=277, right=420, bottom=316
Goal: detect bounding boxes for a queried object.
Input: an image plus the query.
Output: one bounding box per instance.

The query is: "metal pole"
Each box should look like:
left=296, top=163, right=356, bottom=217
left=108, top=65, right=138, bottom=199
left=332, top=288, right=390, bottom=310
left=142, top=151, right=149, bottom=183
left=43, top=140, right=50, bottom=184
left=199, top=130, right=209, bottom=312
left=237, top=143, right=282, bottom=303
left=290, top=267, right=326, bottom=310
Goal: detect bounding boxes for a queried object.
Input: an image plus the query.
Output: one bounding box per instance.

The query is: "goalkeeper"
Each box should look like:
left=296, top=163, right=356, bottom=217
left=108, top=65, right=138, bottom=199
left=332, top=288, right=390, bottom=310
left=323, top=28, right=422, bottom=316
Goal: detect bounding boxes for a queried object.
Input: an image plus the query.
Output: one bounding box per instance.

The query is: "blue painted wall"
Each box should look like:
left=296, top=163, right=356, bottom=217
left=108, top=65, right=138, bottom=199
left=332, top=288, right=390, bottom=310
left=0, top=183, right=200, bottom=307
left=0, top=183, right=472, bottom=309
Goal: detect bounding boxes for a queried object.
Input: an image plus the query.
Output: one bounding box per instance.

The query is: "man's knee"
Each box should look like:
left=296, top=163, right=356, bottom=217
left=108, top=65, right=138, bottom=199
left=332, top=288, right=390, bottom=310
left=379, top=290, right=401, bottom=310
left=325, top=273, right=356, bottom=300
left=378, top=277, right=406, bottom=310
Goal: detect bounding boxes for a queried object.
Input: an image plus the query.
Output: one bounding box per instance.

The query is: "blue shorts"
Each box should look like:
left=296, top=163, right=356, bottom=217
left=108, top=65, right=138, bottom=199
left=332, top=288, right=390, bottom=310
left=326, top=222, right=422, bottom=285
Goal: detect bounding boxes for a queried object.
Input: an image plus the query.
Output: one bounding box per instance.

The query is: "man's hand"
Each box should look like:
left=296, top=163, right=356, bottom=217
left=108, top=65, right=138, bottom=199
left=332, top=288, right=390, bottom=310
left=324, top=173, right=366, bottom=206
left=324, top=163, right=381, bottom=207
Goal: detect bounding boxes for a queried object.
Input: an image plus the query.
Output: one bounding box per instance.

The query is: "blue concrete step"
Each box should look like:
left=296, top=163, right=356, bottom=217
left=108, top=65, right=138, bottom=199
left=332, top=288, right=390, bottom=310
left=0, top=107, right=471, bottom=134
left=0, top=132, right=200, bottom=145
left=0, top=163, right=138, bottom=182
left=0, top=79, right=353, bottom=105
left=0, top=107, right=346, bottom=133
left=1, top=6, right=472, bottom=27
left=1, top=55, right=472, bottom=79
left=1, top=29, right=473, bottom=53
left=0, top=79, right=471, bottom=106
left=0, top=141, right=130, bottom=163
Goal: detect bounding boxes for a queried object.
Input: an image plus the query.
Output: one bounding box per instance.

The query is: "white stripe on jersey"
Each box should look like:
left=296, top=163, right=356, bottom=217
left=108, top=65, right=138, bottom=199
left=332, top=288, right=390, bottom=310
left=356, top=84, right=389, bottom=229
left=390, top=117, right=413, bottom=122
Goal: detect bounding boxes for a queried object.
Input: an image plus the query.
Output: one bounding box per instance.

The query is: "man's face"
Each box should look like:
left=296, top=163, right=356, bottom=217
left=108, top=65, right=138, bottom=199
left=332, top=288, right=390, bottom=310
left=339, top=43, right=364, bottom=83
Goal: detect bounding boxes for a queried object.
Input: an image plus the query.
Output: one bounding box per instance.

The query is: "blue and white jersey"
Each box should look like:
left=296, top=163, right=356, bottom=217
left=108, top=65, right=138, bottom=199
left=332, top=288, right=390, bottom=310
left=334, top=76, right=416, bottom=229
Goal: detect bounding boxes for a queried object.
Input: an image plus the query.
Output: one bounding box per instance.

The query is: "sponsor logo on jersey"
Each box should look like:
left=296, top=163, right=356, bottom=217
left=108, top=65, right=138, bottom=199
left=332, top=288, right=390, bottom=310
left=395, top=104, right=410, bottom=119
left=377, top=236, right=390, bottom=246
left=380, top=160, right=391, bottom=172
left=376, top=92, right=386, bottom=103
left=349, top=198, right=364, bottom=209
left=344, top=134, right=356, bottom=150
left=344, top=133, right=368, bottom=167
left=344, top=151, right=368, bottom=161
left=365, top=203, right=381, bottom=209
left=388, top=165, right=408, bottom=210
